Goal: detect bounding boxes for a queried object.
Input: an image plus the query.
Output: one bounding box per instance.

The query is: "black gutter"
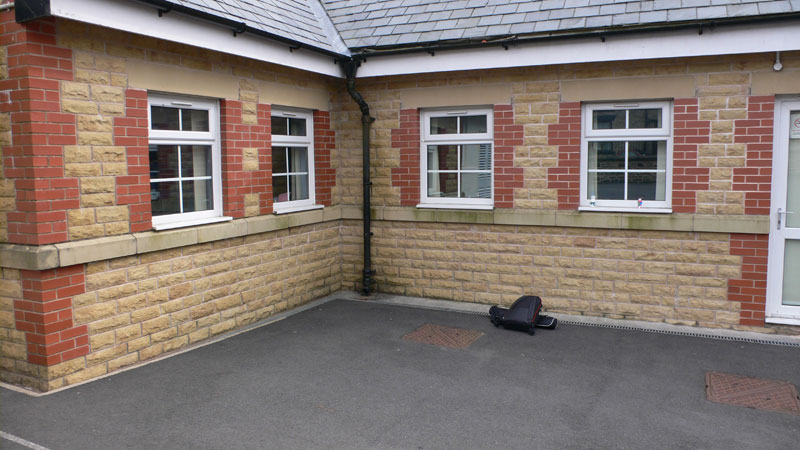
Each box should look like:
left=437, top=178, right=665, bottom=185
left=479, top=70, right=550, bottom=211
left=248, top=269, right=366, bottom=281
left=350, top=13, right=800, bottom=59
left=130, top=0, right=347, bottom=60
left=342, top=59, right=375, bottom=296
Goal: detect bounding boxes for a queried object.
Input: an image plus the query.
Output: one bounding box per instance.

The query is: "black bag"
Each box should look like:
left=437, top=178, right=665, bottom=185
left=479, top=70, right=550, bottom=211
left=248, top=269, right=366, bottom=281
left=489, top=295, right=557, bottom=335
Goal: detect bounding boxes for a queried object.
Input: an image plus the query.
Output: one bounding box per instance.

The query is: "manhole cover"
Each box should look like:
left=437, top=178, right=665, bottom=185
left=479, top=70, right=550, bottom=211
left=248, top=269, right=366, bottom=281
left=402, top=324, right=483, bottom=349
left=705, top=371, right=800, bottom=415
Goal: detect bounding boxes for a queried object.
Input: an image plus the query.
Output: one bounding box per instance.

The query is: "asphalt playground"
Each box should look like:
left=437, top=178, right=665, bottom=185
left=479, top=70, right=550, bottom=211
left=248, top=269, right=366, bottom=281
left=2, top=297, right=800, bottom=449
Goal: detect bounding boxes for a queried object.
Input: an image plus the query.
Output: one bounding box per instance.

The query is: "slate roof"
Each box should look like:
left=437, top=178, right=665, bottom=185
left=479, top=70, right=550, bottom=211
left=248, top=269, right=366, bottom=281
left=167, top=0, right=348, bottom=54
left=320, top=0, right=800, bottom=49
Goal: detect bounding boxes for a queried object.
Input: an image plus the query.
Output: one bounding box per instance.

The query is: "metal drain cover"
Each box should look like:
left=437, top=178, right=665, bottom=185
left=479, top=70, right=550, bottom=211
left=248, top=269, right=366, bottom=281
left=402, top=324, right=483, bottom=349
left=706, top=372, right=800, bottom=415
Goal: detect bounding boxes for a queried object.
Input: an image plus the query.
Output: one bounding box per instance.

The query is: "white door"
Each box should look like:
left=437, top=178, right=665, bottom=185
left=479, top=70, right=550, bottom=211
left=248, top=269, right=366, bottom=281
left=766, top=99, right=800, bottom=323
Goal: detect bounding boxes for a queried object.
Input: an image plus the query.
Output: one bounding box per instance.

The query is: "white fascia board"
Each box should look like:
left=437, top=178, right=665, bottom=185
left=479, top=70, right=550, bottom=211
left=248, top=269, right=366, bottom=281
left=356, top=20, right=800, bottom=78
left=49, top=0, right=343, bottom=78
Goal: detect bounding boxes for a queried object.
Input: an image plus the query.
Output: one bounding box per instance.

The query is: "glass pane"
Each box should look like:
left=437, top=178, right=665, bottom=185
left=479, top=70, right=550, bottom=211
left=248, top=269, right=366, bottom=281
left=460, top=115, right=487, bottom=133
left=150, top=181, right=180, bottom=216
left=427, top=145, right=458, bottom=171
left=787, top=113, right=800, bottom=228
left=588, top=142, right=625, bottom=170
left=427, top=172, right=458, bottom=198
left=628, top=109, right=662, bottom=129
left=272, top=147, right=287, bottom=174
left=180, top=145, right=211, bottom=177
left=628, top=141, right=666, bottom=170
left=288, top=118, right=306, bottom=136
left=182, top=180, right=213, bottom=213
left=149, top=145, right=179, bottom=179
left=151, top=106, right=180, bottom=130
left=289, top=175, right=309, bottom=201
left=593, top=110, right=625, bottom=129
left=589, top=172, right=625, bottom=200
left=461, top=173, right=491, bottom=199
left=430, top=116, right=457, bottom=135
left=627, top=172, right=661, bottom=201
left=273, top=175, right=288, bottom=202
left=271, top=116, right=288, bottom=135
left=181, top=109, right=209, bottom=131
left=288, top=147, right=308, bottom=173
left=782, top=240, right=800, bottom=306
left=461, top=144, right=491, bottom=170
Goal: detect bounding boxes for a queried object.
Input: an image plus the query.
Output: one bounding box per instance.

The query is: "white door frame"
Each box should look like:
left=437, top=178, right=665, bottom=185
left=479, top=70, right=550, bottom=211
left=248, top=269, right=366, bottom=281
left=766, top=98, right=800, bottom=324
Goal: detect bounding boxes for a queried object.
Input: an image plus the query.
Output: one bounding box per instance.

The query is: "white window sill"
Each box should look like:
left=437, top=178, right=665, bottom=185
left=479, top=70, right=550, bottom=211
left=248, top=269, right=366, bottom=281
left=416, top=203, right=494, bottom=211
left=273, top=204, right=324, bottom=215
left=153, top=216, right=233, bottom=231
left=578, top=207, right=672, bottom=214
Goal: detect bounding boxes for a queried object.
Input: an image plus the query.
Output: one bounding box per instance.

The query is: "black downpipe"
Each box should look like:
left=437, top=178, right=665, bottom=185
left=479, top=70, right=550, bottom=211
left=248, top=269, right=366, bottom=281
left=342, top=59, right=375, bottom=296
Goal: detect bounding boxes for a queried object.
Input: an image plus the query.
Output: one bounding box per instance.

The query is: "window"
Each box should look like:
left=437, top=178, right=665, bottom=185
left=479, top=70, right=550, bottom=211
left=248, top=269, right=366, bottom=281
left=271, top=108, right=317, bottom=213
left=580, top=101, right=672, bottom=211
left=420, top=108, right=493, bottom=209
left=148, top=94, right=225, bottom=230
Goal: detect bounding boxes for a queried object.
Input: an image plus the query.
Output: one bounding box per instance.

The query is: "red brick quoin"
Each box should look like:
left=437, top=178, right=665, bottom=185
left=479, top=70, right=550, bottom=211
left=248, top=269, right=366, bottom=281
left=390, top=106, right=522, bottom=207
left=547, top=102, right=581, bottom=209
left=1, top=13, right=77, bottom=244
left=115, top=89, right=152, bottom=232
left=728, top=233, right=769, bottom=327
left=313, top=110, right=335, bottom=206
left=15, top=266, right=89, bottom=366
left=672, top=98, right=710, bottom=213
left=734, top=96, right=774, bottom=215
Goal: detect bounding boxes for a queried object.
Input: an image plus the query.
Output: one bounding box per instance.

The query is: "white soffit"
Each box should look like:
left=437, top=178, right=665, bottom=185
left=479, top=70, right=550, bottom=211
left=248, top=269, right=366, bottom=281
left=356, top=20, right=800, bottom=78
left=49, top=0, right=343, bottom=78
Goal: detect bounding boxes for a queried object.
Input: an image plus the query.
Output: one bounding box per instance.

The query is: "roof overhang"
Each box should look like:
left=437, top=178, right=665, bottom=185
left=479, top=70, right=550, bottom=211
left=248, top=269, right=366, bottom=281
left=21, top=0, right=345, bottom=78
left=354, top=18, right=800, bottom=78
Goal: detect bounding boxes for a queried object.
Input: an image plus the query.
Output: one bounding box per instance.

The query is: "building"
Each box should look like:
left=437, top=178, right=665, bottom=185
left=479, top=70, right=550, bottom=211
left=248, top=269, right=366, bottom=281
left=1, top=0, right=799, bottom=391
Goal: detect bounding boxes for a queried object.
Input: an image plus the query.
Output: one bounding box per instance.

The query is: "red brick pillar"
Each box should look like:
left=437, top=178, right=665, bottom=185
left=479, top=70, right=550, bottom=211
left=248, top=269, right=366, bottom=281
left=672, top=98, right=711, bottom=214
left=547, top=102, right=581, bottom=209
left=313, top=110, right=335, bottom=206
left=115, top=88, right=152, bottom=232
left=390, top=109, right=421, bottom=206
left=16, top=265, right=89, bottom=365
left=220, top=100, right=245, bottom=218
left=1, top=13, right=77, bottom=244
left=733, top=96, right=774, bottom=215
left=493, top=105, right=523, bottom=208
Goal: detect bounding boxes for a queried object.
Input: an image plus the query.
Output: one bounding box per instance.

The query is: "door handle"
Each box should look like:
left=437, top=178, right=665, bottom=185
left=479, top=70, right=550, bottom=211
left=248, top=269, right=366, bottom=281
left=777, top=208, right=794, bottom=230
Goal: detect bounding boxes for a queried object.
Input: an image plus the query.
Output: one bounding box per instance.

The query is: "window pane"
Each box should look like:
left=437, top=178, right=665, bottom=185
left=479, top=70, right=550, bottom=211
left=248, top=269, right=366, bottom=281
left=271, top=117, right=288, bottom=135
left=427, top=145, right=458, bottom=171
left=182, top=180, right=213, bottom=213
left=149, top=145, right=179, bottom=179
left=593, top=110, right=625, bottom=129
left=180, top=145, right=211, bottom=177
left=428, top=172, right=458, bottom=198
left=181, top=109, right=209, bottom=132
left=627, top=172, right=660, bottom=201
left=628, top=141, right=666, bottom=170
left=430, top=116, right=458, bottom=135
left=288, top=118, right=306, bottom=136
left=272, top=147, right=287, bottom=174
left=460, top=115, right=487, bottom=133
left=150, top=181, right=180, bottom=216
left=288, top=147, right=308, bottom=173
left=783, top=240, right=800, bottom=306
left=461, top=173, right=491, bottom=198
left=289, top=175, right=309, bottom=201
left=151, top=106, right=180, bottom=130
left=588, top=142, right=625, bottom=170
left=589, top=172, right=625, bottom=200
left=629, top=109, right=662, bottom=129
left=461, top=144, right=491, bottom=170
left=273, top=175, right=288, bottom=202
left=786, top=126, right=800, bottom=228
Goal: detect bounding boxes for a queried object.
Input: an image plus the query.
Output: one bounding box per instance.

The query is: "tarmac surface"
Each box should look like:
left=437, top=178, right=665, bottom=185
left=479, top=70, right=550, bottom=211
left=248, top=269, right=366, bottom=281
left=2, top=298, right=800, bottom=449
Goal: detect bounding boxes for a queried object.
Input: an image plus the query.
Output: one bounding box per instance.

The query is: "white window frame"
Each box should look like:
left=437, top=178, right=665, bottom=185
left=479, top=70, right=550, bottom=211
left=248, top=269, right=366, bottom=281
left=579, top=101, right=673, bottom=213
left=148, top=93, right=226, bottom=230
left=271, top=108, right=318, bottom=214
left=419, top=107, right=494, bottom=210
